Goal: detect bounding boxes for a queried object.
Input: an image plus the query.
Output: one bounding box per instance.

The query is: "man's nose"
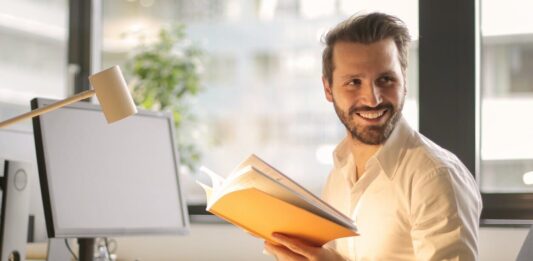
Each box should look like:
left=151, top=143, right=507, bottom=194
left=360, top=82, right=382, bottom=107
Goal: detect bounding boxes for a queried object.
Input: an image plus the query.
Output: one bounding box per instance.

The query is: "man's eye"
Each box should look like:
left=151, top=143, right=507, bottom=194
left=348, top=79, right=361, bottom=86
left=378, top=76, right=394, bottom=84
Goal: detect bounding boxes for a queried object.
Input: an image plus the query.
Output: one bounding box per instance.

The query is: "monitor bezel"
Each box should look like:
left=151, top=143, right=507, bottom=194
left=31, top=97, right=189, bottom=238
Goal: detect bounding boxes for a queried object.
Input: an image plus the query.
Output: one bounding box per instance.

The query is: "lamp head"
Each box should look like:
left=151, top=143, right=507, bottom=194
left=88, top=65, right=137, bottom=123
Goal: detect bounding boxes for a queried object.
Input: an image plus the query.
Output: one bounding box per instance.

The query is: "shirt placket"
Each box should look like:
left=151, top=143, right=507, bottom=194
left=348, top=162, right=381, bottom=261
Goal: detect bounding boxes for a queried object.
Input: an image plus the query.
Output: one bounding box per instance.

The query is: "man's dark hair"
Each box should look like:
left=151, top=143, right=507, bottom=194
left=322, top=12, right=411, bottom=85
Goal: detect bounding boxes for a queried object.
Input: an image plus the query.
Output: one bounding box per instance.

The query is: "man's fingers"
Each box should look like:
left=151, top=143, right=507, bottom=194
left=271, top=233, right=319, bottom=259
left=264, top=241, right=306, bottom=261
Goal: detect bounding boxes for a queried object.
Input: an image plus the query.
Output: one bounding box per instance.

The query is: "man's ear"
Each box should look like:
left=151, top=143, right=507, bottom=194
left=322, top=76, right=333, bottom=102
left=403, top=74, right=408, bottom=97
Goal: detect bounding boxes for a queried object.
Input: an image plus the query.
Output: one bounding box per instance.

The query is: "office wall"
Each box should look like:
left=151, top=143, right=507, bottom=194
left=479, top=227, right=530, bottom=261
left=113, top=224, right=530, bottom=261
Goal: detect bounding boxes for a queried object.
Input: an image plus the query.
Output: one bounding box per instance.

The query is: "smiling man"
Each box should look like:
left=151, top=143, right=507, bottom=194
left=265, top=13, right=482, bottom=260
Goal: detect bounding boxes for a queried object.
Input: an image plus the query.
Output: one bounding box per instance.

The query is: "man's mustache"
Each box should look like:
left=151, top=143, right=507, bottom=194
left=348, top=104, right=394, bottom=115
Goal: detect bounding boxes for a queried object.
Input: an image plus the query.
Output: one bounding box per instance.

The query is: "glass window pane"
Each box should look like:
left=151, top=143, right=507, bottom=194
left=101, top=0, right=419, bottom=203
left=481, top=0, right=533, bottom=192
left=0, top=0, right=69, bottom=131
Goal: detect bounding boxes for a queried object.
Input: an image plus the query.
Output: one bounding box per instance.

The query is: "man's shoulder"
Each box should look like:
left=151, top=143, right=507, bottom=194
left=395, top=132, right=480, bottom=210
left=398, top=131, right=471, bottom=180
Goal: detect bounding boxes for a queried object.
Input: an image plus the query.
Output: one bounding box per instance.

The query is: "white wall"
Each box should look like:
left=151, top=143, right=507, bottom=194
left=112, top=225, right=530, bottom=261
left=479, top=227, right=530, bottom=261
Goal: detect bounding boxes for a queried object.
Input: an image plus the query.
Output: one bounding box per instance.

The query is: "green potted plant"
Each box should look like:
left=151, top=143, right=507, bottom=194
left=125, top=24, right=203, bottom=173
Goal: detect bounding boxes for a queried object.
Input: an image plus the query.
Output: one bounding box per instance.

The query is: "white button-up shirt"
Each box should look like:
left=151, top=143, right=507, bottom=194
left=322, top=117, right=482, bottom=260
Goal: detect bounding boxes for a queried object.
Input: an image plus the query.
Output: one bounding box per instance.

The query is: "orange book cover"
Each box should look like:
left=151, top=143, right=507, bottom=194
left=197, top=154, right=358, bottom=246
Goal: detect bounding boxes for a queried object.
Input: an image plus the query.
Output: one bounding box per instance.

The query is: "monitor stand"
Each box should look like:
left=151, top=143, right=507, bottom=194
left=46, top=238, right=73, bottom=261
left=78, top=238, right=96, bottom=261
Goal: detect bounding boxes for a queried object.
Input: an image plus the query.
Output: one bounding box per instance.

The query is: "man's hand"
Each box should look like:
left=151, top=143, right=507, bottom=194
left=264, top=233, right=346, bottom=261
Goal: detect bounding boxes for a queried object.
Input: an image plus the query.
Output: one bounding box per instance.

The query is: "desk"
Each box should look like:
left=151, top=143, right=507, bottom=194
left=27, top=223, right=270, bottom=261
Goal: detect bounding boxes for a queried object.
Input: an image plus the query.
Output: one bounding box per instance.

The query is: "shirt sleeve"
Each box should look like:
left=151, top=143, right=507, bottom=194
left=410, top=167, right=481, bottom=261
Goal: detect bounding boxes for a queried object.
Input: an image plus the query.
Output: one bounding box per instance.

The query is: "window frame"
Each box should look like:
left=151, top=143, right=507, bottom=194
left=419, top=0, right=533, bottom=223
left=69, top=0, right=102, bottom=91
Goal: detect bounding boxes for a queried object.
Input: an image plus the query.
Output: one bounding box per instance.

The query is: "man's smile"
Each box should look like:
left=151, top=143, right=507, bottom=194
left=356, top=108, right=387, bottom=119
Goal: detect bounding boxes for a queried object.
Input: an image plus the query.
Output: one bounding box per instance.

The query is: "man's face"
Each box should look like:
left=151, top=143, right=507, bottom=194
left=323, top=38, right=406, bottom=145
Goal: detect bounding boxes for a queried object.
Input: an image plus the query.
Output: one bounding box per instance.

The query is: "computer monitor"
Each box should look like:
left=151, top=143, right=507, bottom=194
left=0, top=159, right=32, bottom=261
left=31, top=98, right=189, bottom=260
left=0, top=113, right=48, bottom=244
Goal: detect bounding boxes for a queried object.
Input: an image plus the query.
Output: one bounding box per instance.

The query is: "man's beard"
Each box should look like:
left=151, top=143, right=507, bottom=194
left=333, top=99, right=404, bottom=145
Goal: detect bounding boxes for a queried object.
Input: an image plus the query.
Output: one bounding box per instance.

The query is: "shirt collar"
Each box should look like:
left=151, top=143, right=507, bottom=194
left=332, top=116, right=414, bottom=180
left=375, top=116, right=413, bottom=179
left=332, top=136, right=351, bottom=169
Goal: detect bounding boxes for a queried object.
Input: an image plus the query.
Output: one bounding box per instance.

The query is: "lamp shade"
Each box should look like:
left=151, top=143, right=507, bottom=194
left=89, top=65, right=138, bottom=123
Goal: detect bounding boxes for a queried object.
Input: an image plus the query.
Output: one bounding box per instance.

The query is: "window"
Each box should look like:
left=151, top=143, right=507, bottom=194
left=101, top=0, right=419, bottom=207
left=480, top=0, right=533, bottom=193
left=0, top=0, right=68, bottom=131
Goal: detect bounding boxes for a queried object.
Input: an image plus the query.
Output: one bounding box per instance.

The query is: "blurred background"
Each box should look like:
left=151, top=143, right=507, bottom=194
left=1, top=0, right=532, bottom=260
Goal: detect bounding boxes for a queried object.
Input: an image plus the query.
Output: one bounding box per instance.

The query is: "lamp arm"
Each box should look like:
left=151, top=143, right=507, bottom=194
left=0, top=89, right=96, bottom=128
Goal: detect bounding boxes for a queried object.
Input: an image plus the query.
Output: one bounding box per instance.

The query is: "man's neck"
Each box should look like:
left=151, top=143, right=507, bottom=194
left=348, top=137, right=382, bottom=180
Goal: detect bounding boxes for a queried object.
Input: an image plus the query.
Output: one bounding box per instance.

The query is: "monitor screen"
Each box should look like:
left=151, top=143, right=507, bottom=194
left=31, top=98, right=189, bottom=238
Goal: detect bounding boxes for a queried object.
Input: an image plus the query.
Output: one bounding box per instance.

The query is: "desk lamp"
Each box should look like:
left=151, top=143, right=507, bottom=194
left=0, top=65, right=137, bottom=128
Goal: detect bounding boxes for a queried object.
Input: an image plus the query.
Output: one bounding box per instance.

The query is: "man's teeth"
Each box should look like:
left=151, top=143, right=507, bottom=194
left=358, top=109, right=386, bottom=119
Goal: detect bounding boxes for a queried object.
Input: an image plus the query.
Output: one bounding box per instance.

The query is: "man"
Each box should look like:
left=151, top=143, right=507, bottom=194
left=265, top=12, right=482, bottom=260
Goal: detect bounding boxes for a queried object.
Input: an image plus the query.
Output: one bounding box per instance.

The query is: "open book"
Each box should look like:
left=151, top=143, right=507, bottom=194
left=197, top=154, right=358, bottom=246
